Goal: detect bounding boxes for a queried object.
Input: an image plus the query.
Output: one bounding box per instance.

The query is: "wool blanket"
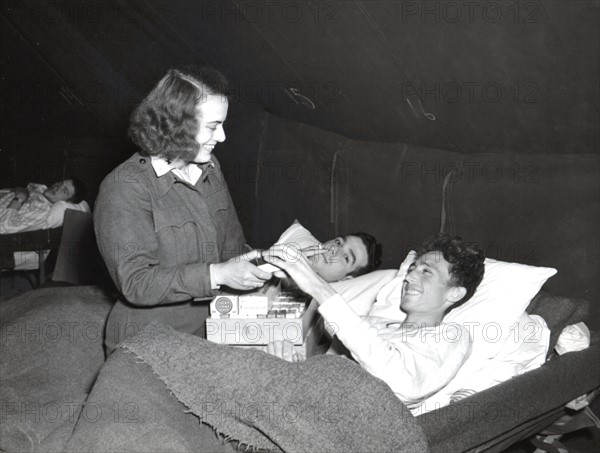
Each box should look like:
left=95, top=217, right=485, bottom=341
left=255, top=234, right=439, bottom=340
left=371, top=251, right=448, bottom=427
left=118, top=322, right=428, bottom=452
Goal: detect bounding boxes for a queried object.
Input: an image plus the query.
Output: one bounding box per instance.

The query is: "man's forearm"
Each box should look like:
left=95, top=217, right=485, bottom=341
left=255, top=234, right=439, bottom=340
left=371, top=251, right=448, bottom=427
left=7, top=198, right=22, bottom=210
left=309, top=280, right=338, bottom=305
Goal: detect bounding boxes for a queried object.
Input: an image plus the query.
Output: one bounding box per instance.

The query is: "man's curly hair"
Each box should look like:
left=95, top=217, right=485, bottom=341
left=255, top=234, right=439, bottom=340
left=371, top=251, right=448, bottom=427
left=417, top=233, right=485, bottom=308
left=128, top=66, right=229, bottom=162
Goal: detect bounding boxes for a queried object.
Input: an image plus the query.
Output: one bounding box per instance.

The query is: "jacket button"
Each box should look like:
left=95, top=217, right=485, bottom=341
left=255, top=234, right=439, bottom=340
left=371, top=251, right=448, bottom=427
left=139, top=158, right=146, bottom=164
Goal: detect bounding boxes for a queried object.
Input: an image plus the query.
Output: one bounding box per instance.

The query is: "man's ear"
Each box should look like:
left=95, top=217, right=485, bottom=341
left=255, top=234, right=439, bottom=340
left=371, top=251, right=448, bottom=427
left=447, top=286, right=467, bottom=304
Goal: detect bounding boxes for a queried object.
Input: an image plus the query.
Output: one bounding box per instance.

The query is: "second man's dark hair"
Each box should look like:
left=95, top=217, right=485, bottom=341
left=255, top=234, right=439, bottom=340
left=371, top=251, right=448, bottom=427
left=347, top=232, right=383, bottom=277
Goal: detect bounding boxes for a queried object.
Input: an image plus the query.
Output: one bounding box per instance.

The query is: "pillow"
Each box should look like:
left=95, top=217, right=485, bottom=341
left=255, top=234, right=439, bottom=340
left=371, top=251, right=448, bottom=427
left=367, top=251, right=416, bottom=320
left=444, top=257, right=556, bottom=362
left=275, top=219, right=321, bottom=250
left=331, top=270, right=398, bottom=316
left=46, top=201, right=91, bottom=229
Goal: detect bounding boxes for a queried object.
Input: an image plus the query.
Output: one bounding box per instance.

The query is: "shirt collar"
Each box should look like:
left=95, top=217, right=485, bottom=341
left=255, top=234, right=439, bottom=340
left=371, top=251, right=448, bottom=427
left=150, top=156, right=214, bottom=186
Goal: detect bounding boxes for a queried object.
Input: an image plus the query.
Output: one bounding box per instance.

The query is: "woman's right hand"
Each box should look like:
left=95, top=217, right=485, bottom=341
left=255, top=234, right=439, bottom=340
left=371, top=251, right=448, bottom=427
left=211, top=250, right=273, bottom=290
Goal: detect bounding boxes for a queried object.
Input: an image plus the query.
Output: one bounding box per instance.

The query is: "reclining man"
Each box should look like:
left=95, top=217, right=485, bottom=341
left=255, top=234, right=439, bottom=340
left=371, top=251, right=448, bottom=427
left=264, top=233, right=485, bottom=411
left=0, top=179, right=88, bottom=234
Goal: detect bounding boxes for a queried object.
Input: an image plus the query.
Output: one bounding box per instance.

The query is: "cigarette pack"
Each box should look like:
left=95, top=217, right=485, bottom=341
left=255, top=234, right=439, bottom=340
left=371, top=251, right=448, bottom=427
left=209, top=279, right=281, bottom=318
left=206, top=291, right=322, bottom=356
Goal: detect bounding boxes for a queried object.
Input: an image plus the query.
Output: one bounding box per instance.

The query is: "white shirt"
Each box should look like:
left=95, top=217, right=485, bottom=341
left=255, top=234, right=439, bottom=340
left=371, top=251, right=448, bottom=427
left=319, top=294, right=472, bottom=412
left=0, top=184, right=53, bottom=234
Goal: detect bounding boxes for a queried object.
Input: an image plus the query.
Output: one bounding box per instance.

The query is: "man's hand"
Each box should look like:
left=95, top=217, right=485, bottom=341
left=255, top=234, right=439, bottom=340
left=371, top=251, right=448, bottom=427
left=262, top=245, right=337, bottom=304
left=13, top=187, right=29, bottom=203
left=212, top=250, right=273, bottom=290
left=7, top=188, right=28, bottom=210
left=266, top=340, right=305, bottom=363
left=300, top=244, right=328, bottom=259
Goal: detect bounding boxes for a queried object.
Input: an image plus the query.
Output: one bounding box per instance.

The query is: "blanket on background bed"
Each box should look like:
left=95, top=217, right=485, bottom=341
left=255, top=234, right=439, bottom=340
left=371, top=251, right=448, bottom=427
left=112, top=322, right=428, bottom=452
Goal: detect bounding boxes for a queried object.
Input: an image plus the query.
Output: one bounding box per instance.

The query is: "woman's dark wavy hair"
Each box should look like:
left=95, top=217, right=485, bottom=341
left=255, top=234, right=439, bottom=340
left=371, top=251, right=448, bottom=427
left=347, top=232, right=383, bottom=277
left=417, top=233, right=485, bottom=308
left=128, top=66, right=229, bottom=162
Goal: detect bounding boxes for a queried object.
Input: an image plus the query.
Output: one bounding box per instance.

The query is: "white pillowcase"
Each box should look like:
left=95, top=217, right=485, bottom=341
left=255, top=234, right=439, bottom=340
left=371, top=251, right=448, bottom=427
left=331, top=270, right=398, bottom=316
left=444, top=257, right=556, bottom=362
left=46, top=201, right=91, bottom=229
left=275, top=219, right=322, bottom=248
left=367, top=251, right=416, bottom=320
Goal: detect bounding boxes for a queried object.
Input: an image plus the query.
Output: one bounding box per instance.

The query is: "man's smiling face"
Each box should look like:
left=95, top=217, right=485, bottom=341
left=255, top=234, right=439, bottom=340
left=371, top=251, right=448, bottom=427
left=401, top=251, right=457, bottom=316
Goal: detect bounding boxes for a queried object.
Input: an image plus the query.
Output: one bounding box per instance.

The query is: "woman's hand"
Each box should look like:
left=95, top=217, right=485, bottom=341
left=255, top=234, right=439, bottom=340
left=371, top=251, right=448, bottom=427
left=211, top=250, right=273, bottom=290
left=266, top=340, right=305, bottom=363
left=262, top=245, right=337, bottom=304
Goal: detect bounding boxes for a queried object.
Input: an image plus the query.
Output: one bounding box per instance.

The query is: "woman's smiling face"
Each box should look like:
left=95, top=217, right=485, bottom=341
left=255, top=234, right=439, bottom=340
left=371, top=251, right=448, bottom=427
left=192, top=94, right=228, bottom=163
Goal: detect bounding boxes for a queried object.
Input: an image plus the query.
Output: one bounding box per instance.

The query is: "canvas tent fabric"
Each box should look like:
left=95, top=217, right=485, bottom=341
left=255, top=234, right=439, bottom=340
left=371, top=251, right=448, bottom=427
left=3, top=0, right=598, bottom=153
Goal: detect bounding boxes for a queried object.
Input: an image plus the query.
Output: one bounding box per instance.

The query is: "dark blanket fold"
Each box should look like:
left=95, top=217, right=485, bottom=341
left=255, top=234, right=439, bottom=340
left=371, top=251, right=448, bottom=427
left=113, top=322, right=428, bottom=452
left=0, top=286, right=113, bottom=453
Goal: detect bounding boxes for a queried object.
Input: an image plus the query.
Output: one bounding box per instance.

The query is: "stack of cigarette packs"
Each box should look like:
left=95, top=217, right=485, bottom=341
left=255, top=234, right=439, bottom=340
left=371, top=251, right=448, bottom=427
left=206, top=283, right=320, bottom=355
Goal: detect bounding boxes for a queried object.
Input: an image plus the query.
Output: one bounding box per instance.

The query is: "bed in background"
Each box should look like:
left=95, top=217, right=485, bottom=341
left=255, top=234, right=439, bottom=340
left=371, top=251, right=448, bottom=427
left=0, top=226, right=63, bottom=286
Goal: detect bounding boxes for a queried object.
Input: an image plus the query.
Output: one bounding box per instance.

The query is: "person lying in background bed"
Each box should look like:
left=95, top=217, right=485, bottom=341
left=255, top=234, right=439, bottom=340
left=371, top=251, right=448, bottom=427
left=0, top=178, right=88, bottom=234
left=264, top=233, right=485, bottom=411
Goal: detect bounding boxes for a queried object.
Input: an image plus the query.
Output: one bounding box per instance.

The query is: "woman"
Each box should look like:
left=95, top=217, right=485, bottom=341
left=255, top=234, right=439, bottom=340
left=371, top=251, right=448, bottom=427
left=95, top=66, right=272, bottom=354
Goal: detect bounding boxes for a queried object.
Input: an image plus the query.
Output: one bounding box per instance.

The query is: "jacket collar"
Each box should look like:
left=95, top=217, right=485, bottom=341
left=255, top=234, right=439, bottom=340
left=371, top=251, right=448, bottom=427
left=150, top=156, right=207, bottom=186
left=133, top=153, right=217, bottom=199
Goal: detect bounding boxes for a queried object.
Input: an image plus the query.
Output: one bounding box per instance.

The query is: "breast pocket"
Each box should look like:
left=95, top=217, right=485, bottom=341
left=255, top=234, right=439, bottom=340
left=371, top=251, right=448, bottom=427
left=152, top=206, right=189, bottom=230
left=152, top=206, right=203, bottom=266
